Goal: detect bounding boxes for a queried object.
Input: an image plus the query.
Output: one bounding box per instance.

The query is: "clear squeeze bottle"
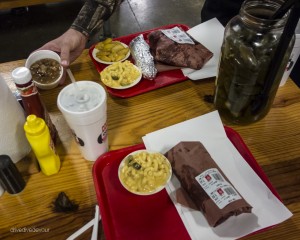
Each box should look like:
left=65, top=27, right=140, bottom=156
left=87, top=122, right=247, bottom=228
left=11, top=67, right=58, bottom=143
left=24, top=115, right=60, bottom=176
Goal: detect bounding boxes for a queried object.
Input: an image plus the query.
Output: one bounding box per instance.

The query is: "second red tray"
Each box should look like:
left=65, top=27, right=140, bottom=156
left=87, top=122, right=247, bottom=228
left=92, top=126, right=281, bottom=240
left=89, top=24, right=190, bottom=98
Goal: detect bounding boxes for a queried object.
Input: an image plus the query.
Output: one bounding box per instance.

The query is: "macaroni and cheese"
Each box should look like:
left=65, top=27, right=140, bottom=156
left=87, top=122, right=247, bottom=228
left=119, top=151, right=172, bottom=195
left=100, top=61, right=141, bottom=88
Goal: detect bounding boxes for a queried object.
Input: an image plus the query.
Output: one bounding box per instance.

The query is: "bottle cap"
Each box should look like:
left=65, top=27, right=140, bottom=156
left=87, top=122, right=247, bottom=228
left=11, top=67, right=32, bottom=85
left=0, top=155, right=26, bottom=194
left=24, top=115, right=46, bottom=136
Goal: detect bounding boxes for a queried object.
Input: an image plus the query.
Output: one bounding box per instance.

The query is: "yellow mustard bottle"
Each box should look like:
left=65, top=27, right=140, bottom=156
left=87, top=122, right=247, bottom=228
left=24, top=114, right=60, bottom=176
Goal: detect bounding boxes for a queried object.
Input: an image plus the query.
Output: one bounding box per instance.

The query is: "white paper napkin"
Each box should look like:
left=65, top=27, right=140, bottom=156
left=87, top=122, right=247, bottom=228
left=0, top=75, right=31, bottom=163
left=181, top=18, right=225, bottom=80
left=142, top=111, right=292, bottom=239
left=0, top=184, right=4, bottom=197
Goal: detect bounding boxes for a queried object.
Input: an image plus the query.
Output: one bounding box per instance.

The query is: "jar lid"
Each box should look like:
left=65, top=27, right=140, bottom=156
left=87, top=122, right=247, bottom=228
left=11, top=67, right=32, bottom=85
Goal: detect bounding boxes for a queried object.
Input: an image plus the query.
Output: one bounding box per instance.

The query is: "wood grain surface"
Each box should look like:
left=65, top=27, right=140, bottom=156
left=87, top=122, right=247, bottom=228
left=0, top=49, right=300, bottom=239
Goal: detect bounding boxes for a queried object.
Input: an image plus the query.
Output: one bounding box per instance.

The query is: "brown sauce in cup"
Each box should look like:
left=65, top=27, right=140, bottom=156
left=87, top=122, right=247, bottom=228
left=30, top=58, right=61, bottom=84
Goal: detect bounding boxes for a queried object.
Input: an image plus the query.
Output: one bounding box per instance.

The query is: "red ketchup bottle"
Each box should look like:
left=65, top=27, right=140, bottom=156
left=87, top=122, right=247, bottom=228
left=11, top=67, right=58, bottom=144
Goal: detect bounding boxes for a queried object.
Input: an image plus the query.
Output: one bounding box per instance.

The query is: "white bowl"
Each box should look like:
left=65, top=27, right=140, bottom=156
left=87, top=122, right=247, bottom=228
left=92, top=42, right=130, bottom=65
left=25, top=50, right=64, bottom=90
left=118, top=150, right=172, bottom=196
left=101, top=64, right=142, bottom=90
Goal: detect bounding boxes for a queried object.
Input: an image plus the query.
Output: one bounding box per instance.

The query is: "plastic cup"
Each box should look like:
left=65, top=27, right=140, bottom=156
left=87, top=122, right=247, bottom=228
left=280, top=31, right=300, bottom=86
left=57, top=81, right=108, bottom=161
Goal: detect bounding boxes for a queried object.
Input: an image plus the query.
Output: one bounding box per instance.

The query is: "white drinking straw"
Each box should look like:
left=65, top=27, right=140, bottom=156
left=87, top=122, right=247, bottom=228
left=66, top=68, right=79, bottom=91
left=66, top=205, right=101, bottom=240
left=91, top=205, right=100, bottom=240
left=66, top=218, right=94, bottom=240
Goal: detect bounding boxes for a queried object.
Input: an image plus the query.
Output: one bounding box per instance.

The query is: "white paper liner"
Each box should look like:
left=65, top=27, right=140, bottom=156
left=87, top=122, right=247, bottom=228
left=142, top=111, right=292, bottom=239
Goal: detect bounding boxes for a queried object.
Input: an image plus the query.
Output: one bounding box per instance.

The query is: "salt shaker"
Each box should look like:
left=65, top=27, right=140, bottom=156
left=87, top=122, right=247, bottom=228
left=0, top=155, right=26, bottom=194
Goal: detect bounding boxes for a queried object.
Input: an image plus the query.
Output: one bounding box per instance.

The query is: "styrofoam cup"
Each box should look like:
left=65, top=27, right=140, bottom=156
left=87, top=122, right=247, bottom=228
left=280, top=33, right=300, bottom=86
left=57, top=81, right=108, bottom=161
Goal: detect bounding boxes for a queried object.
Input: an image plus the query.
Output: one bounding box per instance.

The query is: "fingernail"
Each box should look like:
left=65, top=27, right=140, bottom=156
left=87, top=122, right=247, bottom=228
left=61, top=60, right=68, bottom=67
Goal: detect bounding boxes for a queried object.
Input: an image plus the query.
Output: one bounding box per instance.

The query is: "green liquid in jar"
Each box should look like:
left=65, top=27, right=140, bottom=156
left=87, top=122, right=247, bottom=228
left=214, top=0, right=294, bottom=124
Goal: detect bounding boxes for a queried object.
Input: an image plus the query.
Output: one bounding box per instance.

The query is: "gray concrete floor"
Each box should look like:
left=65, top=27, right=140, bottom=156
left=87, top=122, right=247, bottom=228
left=0, top=0, right=204, bottom=63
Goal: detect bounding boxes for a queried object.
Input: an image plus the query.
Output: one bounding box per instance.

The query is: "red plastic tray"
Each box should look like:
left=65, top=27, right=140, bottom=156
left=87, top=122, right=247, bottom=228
left=89, top=24, right=190, bottom=98
left=92, top=126, right=281, bottom=240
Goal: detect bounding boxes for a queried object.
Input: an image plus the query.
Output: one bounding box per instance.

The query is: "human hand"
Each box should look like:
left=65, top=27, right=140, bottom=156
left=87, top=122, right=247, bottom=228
left=39, top=28, right=88, bottom=68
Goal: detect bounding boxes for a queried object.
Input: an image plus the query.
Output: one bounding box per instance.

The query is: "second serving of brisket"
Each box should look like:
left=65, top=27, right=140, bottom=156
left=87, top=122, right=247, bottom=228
left=165, top=141, right=252, bottom=227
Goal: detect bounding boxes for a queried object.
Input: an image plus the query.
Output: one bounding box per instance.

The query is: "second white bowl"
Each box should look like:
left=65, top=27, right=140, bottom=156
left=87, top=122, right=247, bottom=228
left=25, top=50, right=64, bottom=90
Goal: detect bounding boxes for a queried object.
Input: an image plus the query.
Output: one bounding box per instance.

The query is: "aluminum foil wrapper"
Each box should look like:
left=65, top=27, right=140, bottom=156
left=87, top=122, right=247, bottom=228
left=129, top=34, right=157, bottom=80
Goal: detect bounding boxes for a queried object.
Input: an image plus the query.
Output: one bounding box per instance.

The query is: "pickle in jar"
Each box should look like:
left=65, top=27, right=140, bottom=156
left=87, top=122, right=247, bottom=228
left=214, top=0, right=294, bottom=125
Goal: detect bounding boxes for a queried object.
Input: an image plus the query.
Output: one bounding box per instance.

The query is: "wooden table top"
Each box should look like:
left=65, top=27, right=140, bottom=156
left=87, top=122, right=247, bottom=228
left=0, top=49, right=300, bottom=240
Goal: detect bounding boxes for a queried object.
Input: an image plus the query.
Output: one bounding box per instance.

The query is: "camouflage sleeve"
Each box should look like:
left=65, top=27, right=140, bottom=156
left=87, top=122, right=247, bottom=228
left=71, top=0, right=121, bottom=37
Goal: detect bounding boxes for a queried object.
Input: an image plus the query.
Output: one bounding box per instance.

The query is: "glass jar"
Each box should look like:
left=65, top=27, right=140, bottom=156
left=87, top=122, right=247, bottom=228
left=214, top=0, right=295, bottom=125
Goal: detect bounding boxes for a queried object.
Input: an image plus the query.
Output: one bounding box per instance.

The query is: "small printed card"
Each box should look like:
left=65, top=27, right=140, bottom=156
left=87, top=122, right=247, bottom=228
left=161, top=27, right=195, bottom=45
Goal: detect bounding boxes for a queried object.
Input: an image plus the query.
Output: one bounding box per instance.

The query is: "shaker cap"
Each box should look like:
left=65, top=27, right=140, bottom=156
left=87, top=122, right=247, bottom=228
left=0, top=155, right=26, bottom=194
left=11, top=67, right=32, bottom=85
